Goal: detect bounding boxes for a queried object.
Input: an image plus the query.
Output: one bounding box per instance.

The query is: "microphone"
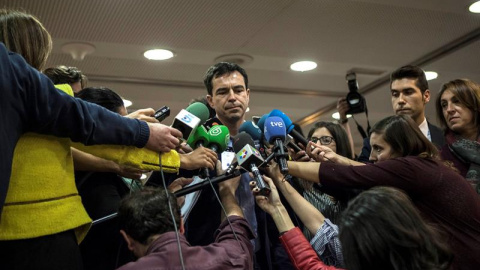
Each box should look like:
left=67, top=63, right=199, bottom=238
left=233, top=133, right=271, bottom=196
left=174, top=169, right=242, bottom=197
left=203, top=116, right=223, bottom=131
left=172, top=102, right=210, bottom=141
left=206, top=125, right=230, bottom=154
left=186, top=125, right=211, bottom=178
left=257, top=109, right=308, bottom=147
left=264, top=116, right=289, bottom=174
left=239, top=121, right=267, bottom=158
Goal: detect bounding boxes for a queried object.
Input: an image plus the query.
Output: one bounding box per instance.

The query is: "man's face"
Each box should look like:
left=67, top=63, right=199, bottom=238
left=207, top=71, right=250, bottom=125
left=390, top=78, right=430, bottom=124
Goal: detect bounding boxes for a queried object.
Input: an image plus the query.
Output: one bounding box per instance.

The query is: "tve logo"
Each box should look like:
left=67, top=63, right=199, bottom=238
left=270, top=121, right=283, bottom=127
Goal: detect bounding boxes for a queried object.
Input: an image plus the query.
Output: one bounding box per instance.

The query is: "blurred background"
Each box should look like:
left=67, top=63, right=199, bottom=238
left=3, top=0, right=480, bottom=152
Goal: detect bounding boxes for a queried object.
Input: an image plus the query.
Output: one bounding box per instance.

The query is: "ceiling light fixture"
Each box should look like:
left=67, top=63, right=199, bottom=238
left=425, top=71, right=438, bottom=81
left=144, top=49, right=174, bottom=60
left=469, top=1, right=480, bottom=13
left=123, top=99, right=132, bottom=108
left=290, top=61, right=317, bottom=72
left=332, top=112, right=352, bottom=120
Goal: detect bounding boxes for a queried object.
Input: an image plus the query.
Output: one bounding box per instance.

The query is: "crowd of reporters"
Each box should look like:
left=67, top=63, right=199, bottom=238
left=0, top=8, right=479, bottom=270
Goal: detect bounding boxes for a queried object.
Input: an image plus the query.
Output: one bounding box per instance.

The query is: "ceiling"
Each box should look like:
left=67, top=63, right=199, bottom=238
left=3, top=0, right=480, bottom=151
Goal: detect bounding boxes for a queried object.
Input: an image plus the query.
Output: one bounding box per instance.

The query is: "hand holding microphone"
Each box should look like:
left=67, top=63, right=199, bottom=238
left=264, top=116, right=289, bottom=174
left=233, top=133, right=270, bottom=196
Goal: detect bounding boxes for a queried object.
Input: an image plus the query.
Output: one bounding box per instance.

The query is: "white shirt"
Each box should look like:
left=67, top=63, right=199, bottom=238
left=418, top=117, right=432, bottom=142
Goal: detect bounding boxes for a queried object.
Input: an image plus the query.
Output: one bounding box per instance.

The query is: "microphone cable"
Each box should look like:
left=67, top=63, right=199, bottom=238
left=159, top=153, right=186, bottom=270
left=205, top=172, right=245, bottom=252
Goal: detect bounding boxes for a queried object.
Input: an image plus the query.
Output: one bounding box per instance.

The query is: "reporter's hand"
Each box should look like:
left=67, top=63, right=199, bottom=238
left=168, top=177, right=193, bottom=207
left=250, top=176, right=283, bottom=215
left=116, top=165, right=147, bottom=179
left=337, top=97, right=349, bottom=121
left=179, top=146, right=217, bottom=170
left=218, top=174, right=241, bottom=195
left=126, top=108, right=159, bottom=123
left=176, top=143, right=193, bottom=154
left=288, top=147, right=311, bottom=162
left=145, top=123, right=182, bottom=152
left=306, top=141, right=337, bottom=162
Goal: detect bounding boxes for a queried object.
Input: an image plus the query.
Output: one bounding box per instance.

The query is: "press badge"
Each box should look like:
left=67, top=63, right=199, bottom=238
left=221, top=151, right=236, bottom=171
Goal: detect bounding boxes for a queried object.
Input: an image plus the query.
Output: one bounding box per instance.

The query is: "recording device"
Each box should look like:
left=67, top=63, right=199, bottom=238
left=286, top=134, right=303, bottom=153
left=345, top=72, right=366, bottom=115
left=239, top=121, right=267, bottom=158
left=233, top=133, right=271, bottom=196
left=172, top=102, right=210, bottom=141
left=206, top=125, right=230, bottom=153
left=264, top=117, right=289, bottom=174
left=258, top=110, right=309, bottom=147
left=154, top=106, right=170, bottom=122
left=203, top=116, right=223, bottom=131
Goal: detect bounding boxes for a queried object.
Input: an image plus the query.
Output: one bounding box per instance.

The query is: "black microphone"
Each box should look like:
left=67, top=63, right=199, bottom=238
left=264, top=116, right=289, bottom=174
left=233, top=133, right=270, bottom=196
left=239, top=120, right=267, bottom=159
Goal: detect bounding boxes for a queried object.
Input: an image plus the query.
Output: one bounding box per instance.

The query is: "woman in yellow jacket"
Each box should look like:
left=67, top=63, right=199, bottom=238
left=0, top=10, right=217, bottom=270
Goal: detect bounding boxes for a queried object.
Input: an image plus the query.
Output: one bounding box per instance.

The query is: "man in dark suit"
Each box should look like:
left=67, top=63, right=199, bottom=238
left=357, top=65, right=445, bottom=162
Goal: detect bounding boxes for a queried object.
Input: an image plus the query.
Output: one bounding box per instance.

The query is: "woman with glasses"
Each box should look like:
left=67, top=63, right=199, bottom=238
left=435, top=79, right=480, bottom=194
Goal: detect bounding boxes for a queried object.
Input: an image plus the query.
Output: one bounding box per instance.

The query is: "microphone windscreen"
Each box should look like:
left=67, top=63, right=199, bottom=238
left=233, top=133, right=255, bottom=153
left=268, top=109, right=294, bottom=133
left=203, top=117, right=223, bottom=130
left=239, top=121, right=262, bottom=141
left=207, top=125, right=230, bottom=153
left=187, top=125, right=209, bottom=148
left=256, top=114, right=269, bottom=131
left=264, top=116, right=287, bottom=143
left=186, top=102, right=210, bottom=124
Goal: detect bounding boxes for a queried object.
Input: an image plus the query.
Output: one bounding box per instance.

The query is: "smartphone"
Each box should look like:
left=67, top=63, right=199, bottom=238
left=154, top=106, right=170, bottom=122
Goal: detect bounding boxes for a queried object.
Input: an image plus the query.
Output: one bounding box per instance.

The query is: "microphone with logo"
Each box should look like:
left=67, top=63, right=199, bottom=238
left=258, top=109, right=308, bottom=147
left=172, top=102, right=210, bottom=141
left=239, top=121, right=266, bottom=158
left=264, top=116, right=289, bottom=174
left=233, top=133, right=271, bottom=196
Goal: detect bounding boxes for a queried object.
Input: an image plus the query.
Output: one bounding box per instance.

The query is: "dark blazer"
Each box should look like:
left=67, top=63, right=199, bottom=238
left=357, top=122, right=445, bottom=163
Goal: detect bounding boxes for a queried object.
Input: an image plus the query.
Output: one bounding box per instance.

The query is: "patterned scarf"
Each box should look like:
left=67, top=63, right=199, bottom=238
left=446, top=131, right=480, bottom=194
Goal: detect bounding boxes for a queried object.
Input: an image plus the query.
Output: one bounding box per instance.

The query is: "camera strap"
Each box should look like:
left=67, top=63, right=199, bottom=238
left=351, top=106, right=371, bottom=139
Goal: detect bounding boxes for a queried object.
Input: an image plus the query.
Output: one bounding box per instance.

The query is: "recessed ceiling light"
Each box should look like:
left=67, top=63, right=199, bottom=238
left=332, top=112, right=352, bottom=120
left=290, top=61, right=317, bottom=72
left=123, top=99, right=132, bottom=108
left=425, top=71, right=438, bottom=81
left=144, top=49, right=174, bottom=60
left=469, top=1, right=480, bottom=13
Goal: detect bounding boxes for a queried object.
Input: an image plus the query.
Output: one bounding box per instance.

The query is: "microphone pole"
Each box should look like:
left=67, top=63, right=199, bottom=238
left=174, top=170, right=242, bottom=197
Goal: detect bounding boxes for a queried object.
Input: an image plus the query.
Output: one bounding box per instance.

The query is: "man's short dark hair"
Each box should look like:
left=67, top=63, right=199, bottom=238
left=203, top=62, right=249, bottom=95
left=118, top=187, right=180, bottom=245
left=390, top=65, right=428, bottom=94
left=75, top=87, right=124, bottom=114
left=44, top=65, right=87, bottom=88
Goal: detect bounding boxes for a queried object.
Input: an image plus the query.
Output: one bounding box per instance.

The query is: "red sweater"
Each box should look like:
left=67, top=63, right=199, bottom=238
left=319, top=156, right=480, bottom=270
left=279, top=227, right=342, bottom=270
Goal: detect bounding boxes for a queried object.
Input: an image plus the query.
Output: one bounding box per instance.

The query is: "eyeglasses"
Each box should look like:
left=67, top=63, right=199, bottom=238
left=310, top=136, right=335, bottom=145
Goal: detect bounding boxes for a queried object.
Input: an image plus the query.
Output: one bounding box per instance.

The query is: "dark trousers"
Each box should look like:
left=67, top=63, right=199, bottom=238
left=0, top=230, right=83, bottom=270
